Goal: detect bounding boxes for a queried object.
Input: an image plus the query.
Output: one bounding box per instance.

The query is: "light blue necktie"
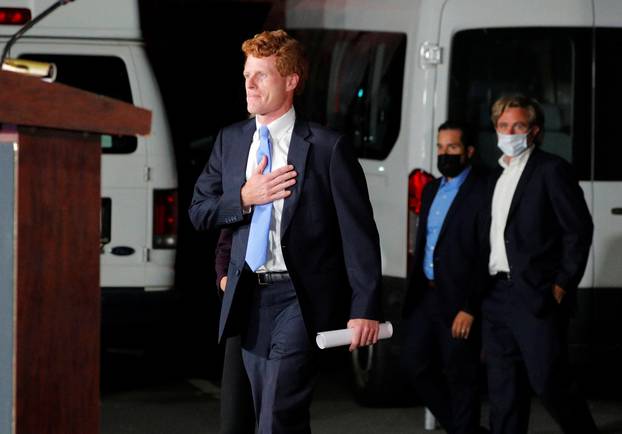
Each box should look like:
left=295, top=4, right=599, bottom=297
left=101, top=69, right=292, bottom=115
left=245, top=125, right=273, bottom=271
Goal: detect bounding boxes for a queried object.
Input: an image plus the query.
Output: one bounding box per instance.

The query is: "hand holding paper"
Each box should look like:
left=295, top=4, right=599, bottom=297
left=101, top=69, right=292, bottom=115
left=316, top=322, right=393, bottom=349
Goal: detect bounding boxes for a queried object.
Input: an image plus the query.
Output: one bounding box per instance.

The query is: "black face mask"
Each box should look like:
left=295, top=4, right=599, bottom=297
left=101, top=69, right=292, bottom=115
left=437, top=154, right=466, bottom=178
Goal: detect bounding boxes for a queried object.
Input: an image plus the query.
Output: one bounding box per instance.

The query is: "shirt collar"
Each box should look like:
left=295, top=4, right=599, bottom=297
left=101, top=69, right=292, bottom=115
left=498, top=145, right=535, bottom=169
left=256, top=106, right=296, bottom=138
left=440, top=165, right=471, bottom=189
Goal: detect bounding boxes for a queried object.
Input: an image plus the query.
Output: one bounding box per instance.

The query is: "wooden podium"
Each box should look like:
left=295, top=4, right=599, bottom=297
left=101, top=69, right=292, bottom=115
left=0, top=71, right=151, bottom=434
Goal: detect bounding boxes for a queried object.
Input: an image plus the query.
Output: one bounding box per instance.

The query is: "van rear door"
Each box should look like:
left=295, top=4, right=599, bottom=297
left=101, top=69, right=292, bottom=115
left=435, top=0, right=595, bottom=290
left=592, top=2, right=622, bottom=312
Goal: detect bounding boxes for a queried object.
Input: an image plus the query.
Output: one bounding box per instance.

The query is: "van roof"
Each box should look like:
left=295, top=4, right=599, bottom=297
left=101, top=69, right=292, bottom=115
left=0, top=0, right=141, bottom=39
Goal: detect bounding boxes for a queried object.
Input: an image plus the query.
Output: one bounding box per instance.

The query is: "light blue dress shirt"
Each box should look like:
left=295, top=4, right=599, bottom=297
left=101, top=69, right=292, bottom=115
left=423, top=166, right=471, bottom=280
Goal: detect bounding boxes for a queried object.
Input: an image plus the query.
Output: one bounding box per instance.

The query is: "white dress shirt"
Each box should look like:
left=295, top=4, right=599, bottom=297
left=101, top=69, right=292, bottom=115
left=245, top=107, right=295, bottom=272
left=488, top=146, right=535, bottom=275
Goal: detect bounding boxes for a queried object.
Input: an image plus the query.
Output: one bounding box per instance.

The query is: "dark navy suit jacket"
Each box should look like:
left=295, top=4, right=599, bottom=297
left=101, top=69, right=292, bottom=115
left=485, top=148, right=593, bottom=316
left=403, top=168, right=489, bottom=323
left=189, top=117, right=381, bottom=341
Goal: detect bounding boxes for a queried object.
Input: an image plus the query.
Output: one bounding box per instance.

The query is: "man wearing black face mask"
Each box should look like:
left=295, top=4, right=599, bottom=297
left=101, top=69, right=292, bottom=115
left=401, top=121, right=489, bottom=434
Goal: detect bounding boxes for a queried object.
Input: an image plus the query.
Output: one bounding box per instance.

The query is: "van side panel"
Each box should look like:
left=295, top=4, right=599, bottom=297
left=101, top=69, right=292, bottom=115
left=441, top=0, right=593, bottom=29
left=286, top=0, right=441, bottom=278
left=0, top=0, right=141, bottom=39
left=287, top=0, right=417, bottom=32
left=595, top=0, right=622, bottom=25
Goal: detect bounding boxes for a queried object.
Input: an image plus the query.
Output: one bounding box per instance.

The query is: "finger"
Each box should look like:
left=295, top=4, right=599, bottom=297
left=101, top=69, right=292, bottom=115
left=350, top=327, right=362, bottom=352
left=267, top=190, right=292, bottom=202
left=269, top=169, right=297, bottom=183
left=371, top=326, right=379, bottom=344
left=359, top=328, right=371, bottom=346
left=269, top=178, right=296, bottom=194
left=456, top=325, right=467, bottom=339
left=268, top=165, right=295, bottom=178
left=451, top=321, right=462, bottom=338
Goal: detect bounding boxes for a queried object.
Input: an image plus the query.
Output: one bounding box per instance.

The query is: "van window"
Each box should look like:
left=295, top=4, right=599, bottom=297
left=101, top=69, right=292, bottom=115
left=595, top=28, right=622, bottom=181
left=290, top=30, right=406, bottom=160
left=21, top=54, right=137, bottom=154
left=447, top=28, right=592, bottom=180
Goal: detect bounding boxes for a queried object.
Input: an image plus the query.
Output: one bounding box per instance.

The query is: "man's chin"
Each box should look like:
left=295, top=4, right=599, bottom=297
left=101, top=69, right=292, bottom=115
left=246, top=105, right=260, bottom=116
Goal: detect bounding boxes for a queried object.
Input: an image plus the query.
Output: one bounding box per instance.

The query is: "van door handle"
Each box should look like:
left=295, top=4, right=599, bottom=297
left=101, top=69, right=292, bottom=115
left=612, top=208, right=622, bottom=215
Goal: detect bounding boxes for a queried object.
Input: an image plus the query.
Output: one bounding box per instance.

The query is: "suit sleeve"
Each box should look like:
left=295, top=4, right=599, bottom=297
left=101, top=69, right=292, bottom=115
left=188, top=129, right=246, bottom=231
left=329, top=135, right=382, bottom=320
left=214, top=228, right=233, bottom=293
left=546, top=160, right=594, bottom=291
left=462, top=192, right=491, bottom=316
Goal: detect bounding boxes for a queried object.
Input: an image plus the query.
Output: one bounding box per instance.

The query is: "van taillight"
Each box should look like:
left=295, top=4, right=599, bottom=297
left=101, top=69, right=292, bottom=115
left=0, top=8, right=31, bottom=25
left=407, top=169, right=434, bottom=266
left=153, top=189, right=177, bottom=249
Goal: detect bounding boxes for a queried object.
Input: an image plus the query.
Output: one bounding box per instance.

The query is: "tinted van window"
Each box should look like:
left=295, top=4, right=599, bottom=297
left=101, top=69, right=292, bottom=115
left=291, top=30, right=406, bottom=160
left=22, top=54, right=137, bottom=154
left=448, top=28, right=592, bottom=179
left=595, top=28, right=622, bottom=181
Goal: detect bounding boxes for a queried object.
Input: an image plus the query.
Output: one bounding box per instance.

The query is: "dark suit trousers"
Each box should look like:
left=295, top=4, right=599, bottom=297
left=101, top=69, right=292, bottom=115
left=401, top=290, right=481, bottom=434
left=241, top=279, right=319, bottom=434
left=482, top=279, right=598, bottom=434
left=220, top=335, right=255, bottom=434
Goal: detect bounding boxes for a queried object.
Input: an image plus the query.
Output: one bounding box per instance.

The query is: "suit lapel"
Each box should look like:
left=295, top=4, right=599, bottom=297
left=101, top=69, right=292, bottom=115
left=281, top=119, right=310, bottom=236
left=231, top=119, right=256, bottom=187
left=507, top=148, right=539, bottom=221
left=437, top=170, right=474, bottom=244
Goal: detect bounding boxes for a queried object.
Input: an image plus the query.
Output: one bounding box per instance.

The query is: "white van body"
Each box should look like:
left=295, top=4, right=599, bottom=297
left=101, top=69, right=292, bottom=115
left=287, top=0, right=622, bottom=401
left=0, top=0, right=178, bottom=325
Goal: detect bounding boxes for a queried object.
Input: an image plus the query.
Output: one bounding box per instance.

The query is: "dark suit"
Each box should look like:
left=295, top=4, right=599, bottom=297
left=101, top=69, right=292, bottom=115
left=401, top=168, right=488, bottom=434
left=482, top=148, right=598, bottom=434
left=189, top=117, right=381, bottom=433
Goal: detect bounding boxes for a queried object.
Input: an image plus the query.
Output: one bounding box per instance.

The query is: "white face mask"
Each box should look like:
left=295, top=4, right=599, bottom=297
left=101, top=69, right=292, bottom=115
left=497, top=132, right=529, bottom=157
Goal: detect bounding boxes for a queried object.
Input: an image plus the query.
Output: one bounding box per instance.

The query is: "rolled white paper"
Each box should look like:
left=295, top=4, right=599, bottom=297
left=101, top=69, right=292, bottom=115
left=316, top=322, right=393, bottom=349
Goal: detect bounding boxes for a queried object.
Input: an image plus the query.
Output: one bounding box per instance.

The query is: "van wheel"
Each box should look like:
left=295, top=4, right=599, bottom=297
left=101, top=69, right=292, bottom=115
left=351, top=337, right=410, bottom=406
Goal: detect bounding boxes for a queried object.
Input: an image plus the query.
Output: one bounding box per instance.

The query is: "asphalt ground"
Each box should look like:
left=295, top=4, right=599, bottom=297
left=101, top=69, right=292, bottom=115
left=101, top=349, right=622, bottom=434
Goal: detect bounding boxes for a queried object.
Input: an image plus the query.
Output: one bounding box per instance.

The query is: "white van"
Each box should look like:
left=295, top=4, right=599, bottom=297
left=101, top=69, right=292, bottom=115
left=287, top=0, right=622, bottom=402
left=0, top=0, right=178, bottom=331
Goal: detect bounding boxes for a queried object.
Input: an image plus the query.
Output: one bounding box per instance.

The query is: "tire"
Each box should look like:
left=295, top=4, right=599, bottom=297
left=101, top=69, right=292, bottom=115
left=350, top=276, right=414, bottom=406
left=351, top=328, right=413, bottom=406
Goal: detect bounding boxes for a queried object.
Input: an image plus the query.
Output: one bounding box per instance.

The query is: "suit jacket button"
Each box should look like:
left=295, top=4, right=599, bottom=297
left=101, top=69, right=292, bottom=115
left=235, top=269, right=240, bottom=276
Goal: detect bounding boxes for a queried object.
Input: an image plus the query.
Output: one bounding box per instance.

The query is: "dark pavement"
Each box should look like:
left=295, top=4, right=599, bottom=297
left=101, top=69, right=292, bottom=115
left=101, top=349, right=622, bottom=434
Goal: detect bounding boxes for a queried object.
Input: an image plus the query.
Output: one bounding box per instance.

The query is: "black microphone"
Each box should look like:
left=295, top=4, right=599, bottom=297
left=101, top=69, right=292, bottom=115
left=1, top=0, right=75, bottom=66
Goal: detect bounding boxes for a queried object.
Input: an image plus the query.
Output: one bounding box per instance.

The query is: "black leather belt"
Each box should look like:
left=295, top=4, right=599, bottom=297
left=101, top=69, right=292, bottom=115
left=492, top=271, right=511, bottom=281
left=257, top=272, right=290, bottom=286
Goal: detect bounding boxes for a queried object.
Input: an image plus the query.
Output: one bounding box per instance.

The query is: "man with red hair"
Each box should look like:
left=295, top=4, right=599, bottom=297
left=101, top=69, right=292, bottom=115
left=190, top=30, right=381, bottom=434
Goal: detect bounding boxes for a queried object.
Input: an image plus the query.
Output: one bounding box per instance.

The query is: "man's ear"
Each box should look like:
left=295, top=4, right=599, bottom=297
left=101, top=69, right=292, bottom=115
left=286, top=73, right=299, bottom=92
left=466, top=145, right=475, bottom=159
left=528, top=126, right=541, bottom=144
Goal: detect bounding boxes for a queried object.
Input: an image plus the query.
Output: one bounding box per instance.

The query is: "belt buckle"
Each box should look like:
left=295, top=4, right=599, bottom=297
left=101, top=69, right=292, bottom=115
left=496, top=272, right=511, bottom=281
left=257, top=273, right=270, bottom=286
